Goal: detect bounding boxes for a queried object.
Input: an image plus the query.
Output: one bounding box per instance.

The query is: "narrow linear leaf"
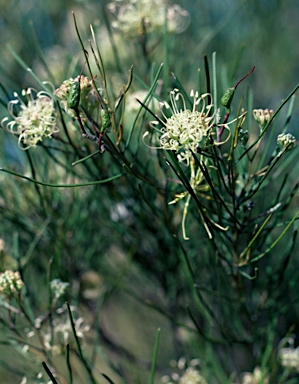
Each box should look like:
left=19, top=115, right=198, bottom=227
left=0, top=167, right=124, bottom=187
left=149, top=328, right=161, bottom=384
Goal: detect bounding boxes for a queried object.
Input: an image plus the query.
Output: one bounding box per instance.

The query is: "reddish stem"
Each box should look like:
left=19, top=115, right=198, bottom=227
left=234, top=66, right=255, bottom=90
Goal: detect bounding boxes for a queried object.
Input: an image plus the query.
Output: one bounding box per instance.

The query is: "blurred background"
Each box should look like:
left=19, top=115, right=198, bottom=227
left=1, top=0, right=299, bottom=105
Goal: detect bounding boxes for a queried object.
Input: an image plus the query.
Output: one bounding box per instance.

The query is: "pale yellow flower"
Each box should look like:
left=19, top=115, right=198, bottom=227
left=279, top=346, right=299, bottom=372
left=42, top=307, right=90, bottom=355
left=50, top=279, right=69, bottom=301
left=252, top=108, right=274, bottom=130
left=240, top=367, right=269, bottom=384
left=146, top=88, right=217, bottom=166
left=0, top=270, right=24, bottom=295
left=179, top=367, right=207, bottom=384
left=108, top=0, right=190, bottom=38
left=2, top=87, right=58, bottom=149
left=277, top=132, right=296, bottom=152
left=161, top=357, right=206, bottom=384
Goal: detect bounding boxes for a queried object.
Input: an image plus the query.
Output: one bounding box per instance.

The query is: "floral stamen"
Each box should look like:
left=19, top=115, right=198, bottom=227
left=1, top=86, right=58, bottom=150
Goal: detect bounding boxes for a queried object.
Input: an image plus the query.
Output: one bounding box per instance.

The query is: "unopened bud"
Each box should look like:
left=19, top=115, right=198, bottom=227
left=221, top=87, right=235, bottom=109
left=277, top=133, right=296, bottom=152
left=101, top=109, right=111, bottom=131
left=253, top=108, right=274, bottom=130
left=239, top=129, right=249, bottom=147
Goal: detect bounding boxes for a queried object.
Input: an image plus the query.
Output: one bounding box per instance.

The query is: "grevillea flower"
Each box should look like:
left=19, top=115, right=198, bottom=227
left=277, top=132, right=296, bottom=152
left=252, top=108, right=274, bottom=131
left=50, top=279, right=69, bottom=301
left=161, top=357, right=207, bottom=384
left=1, top=87, right=58, bottom=150
left=42, top=308, right=90, bottom=355
left=145, top=89, right=217, bottom=165
left=108, top=0, right=190, bottom=38
left=0, top=270, right=24, bottom=295
left=277, top=336, right=299, bottom=373
left=143, top=88, right=236, bottom=240
left=239, top=367, right=269, bottom=384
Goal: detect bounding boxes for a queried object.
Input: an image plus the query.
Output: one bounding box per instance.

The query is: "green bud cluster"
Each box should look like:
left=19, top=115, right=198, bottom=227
left=239, top=129, right=249, bottom=147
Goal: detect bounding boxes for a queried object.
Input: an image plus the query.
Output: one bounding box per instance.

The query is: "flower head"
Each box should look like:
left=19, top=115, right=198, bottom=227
left=239, top=367, right=269, bottom=384
left=50, top=279, right=69, bottom=301
left=147, top=89, right=216, bottom=165
left=252, top=108, right=274, bottom=131
left=279, top=347, right=299, bottom=371
left=108, top=0, right=190, bottom=38
left=41, top=307, right=90, bottom=355
left=178, top=367, right=207, bottom=384
left=0, top=270, right=24, bottom=296
left=1, top=87, right=58, bottom=150
left=161, top=357, right=206, bottom=384
left=277, top=132, right=296, bottom=152
left=278, top=337, right=299, bottom=373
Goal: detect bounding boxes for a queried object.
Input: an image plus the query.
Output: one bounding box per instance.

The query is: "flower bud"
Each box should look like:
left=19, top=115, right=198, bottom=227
left=221, top=87, right=235, bottom=109
left=67, top=79, right=81, bottom=110
left=0, top=270, right=24, bottom=295
left=55, top=76, right=98, bottom=117
left=239, top=129, right=249, bottom=147
left=101, top=109, right=111, bottom=131
left=252, top=108, right=274, bottom=130
left=277, top=133, right=296, bottom=152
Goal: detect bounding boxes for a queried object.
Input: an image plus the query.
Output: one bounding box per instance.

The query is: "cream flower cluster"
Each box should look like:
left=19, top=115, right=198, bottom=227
left=277, top=132, right=296, bottom=152
left=148, top=89, right=216, bottom=165
left=2, top=88, right=58, bottom=150
left=108, top=0, right=190, bottom=38
left=0, top=270, right=24, bottom=295
left=252, top=108, right=274, bottom=130
left=161, top=357, right=206, bottom=384
left=37, top=307, right=90, bottom=355
left=277, top=336, right=299, bottom=373
left=50, top=279, right=69, bottom=301
left=178, top=367, right=207, bottom=384
left=278, top=346, right=299, bottom=372
left=239, top=367, right=269, bottom=384
left=42, top=316, right=90, bottom=354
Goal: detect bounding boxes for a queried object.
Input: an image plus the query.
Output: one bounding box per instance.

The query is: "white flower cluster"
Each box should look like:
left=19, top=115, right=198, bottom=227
left=20, top=372, right=55, bottom=384
left=252, top=108, right=274, bottom=130
left=42, top=310, right=90, bottom=355
left=278, top=346, right=299, bottom=372
left=0, top=270, right=24, bottom=295
left=148, top=89, right=216, bottom=165
left=277, top=132, right=296, bottom=152
left=2, top=88, right=58, bottom=149
left=108, top=0, right=190, bottom=38
left=50, top=278, right=69, bottom=301
left=161, top=357, right=207, bottom=384
left=239, top=367, right=269, bottom=384
left=178, top=367, right=207, bottom=384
